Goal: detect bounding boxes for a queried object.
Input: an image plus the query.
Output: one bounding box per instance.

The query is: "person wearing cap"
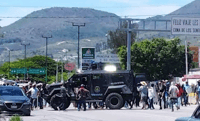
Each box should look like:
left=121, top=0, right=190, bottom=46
left=77, top=84, right=90, bottom=111
left=27, top=83, right=40, bottom=110
left=137, top=81, right=148, bottom=109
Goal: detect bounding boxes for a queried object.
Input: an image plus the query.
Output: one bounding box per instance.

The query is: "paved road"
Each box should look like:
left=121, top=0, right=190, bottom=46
left=2, top=104, right=198, bottom=121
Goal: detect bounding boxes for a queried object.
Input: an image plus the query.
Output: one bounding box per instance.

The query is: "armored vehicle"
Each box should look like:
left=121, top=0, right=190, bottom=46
left=43, top=70, right=146, bottom=110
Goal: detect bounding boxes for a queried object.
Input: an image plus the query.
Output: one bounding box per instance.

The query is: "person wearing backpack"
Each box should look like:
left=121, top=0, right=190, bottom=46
left=77, top=84, right=90, bottom=111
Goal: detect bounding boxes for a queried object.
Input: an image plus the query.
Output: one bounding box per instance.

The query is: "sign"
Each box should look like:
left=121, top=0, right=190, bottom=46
left=95, top=54, right=120, bottom=63
left=172, top=17, right=200, bottom=35
left=189, top=46, right=199, bottom=63
left=82, top=48, right=95, bottom=59
left=10, top=68, right=27, bottom=74
left=28, top=68, right=46, bottom=75
left=65, top=63, right=75, bottom=71
left=82, top=47, right=95, bottom=70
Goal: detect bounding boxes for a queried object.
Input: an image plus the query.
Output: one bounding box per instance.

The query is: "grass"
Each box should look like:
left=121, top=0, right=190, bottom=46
left=9, top=115, right=23, bottom=121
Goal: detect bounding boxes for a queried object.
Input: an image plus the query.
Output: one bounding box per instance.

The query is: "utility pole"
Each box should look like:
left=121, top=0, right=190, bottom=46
left=59, top=56, right=64, bottom=83
left=21, top=43, right=30, bottom=81
left=56, top=63, right=58, bottom=83
left=185, top=39, right=188, bottom=75
left=72, top=23, right=85, bottom=69
left=8, top=49, right=13, bottom=79
left=119, top=19, right=170, bottom=70
left=42, top=35, right=52, bottom=83
left=61, top=63, right=63, bottom=82
left=127, top=20, right=132, bottom=70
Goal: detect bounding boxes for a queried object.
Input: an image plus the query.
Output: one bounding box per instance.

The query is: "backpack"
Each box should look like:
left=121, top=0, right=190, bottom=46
left=77, top=88, right=88, bottom=100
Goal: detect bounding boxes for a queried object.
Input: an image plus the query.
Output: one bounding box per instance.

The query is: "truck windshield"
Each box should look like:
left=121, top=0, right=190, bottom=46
left=135, top=74, right=146, bottom=84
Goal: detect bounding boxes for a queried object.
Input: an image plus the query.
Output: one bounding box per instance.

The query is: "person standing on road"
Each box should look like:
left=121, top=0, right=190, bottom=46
left=26, top=83, right=40, bottom=110
left=183, top=82, right=191, bottom=106
left=158, top=81, right=166, bottom=110
left=77, top=84, right=90, bottom=111
left=175, top=83, right=183, bottom=110
left=196, top=81, right=200, bottom=104
left=37, top=83, right=44, bottom=109
left=137, top=81, right=148, bottom=109
left=148, top=84, right=155, bottom=110
left=169, top=82, right=179, bottom=112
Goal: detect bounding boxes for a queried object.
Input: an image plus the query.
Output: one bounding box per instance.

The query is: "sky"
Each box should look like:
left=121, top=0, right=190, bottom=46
left=0, top=0, right=195, bottom=27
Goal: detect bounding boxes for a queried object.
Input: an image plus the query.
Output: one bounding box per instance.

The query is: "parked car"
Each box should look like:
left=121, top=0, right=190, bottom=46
left=175, top=105, right=200, bottom=121
left=0, top=86, right=31, bottom=116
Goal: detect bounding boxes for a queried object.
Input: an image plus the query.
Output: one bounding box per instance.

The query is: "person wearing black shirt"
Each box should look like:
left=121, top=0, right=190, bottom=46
left=158, top=81, right=166, bottom=110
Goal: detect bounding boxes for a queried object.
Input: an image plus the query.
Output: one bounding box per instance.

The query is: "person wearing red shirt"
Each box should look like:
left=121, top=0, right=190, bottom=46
left=176, top=84, right=183, bottom=110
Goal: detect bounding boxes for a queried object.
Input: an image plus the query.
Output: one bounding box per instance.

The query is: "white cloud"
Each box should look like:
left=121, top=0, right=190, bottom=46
left=0, top=7, right=44, bottom=27
left=101, top=0, right=149, bottom=4
left=116, top=5, right=181, bottom=18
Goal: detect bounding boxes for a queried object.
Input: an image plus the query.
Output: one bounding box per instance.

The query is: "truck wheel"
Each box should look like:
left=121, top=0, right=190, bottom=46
left=59, top=97, right=71, bottom=110
left=105, top=93, right=124, bottom=109
left=50, top=94, right=70, bottom=110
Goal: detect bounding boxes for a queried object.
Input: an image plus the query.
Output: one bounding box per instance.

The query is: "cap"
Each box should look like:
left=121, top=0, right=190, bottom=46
left=81, top=84, right=85, bottom=87
left=140, top=81, right=147, bottom=86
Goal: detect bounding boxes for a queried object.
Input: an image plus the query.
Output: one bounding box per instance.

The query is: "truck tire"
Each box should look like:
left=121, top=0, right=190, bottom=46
left=50, top=94, right=71, bottom=110
left=105, top=93, right=124, bottom=109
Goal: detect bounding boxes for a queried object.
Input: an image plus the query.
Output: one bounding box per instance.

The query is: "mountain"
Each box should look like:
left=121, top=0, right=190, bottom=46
left=0, top=7, right=120, bottom=62
left=1, top=0, right=200, bottom=63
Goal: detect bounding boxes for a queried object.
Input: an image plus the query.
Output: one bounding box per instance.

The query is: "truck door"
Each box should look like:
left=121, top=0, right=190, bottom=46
left=90, top=74, right=107, bottom=99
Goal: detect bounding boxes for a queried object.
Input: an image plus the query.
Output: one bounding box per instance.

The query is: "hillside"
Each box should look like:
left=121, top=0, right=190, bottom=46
left=0, top=7, right=120, bottom=62
left=1, top=0, right=200, bottom=63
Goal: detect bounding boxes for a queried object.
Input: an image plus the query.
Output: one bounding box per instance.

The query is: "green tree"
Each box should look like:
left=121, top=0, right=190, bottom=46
left=107, top=22, right=138, bottom=51
left=118, top=38, right=193, bottom=81
left=0, top=55, right=74, bottom=83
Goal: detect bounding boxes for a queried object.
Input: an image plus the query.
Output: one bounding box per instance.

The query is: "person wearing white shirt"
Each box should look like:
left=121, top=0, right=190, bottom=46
left=27, top=84, right=40, bottom=109
left=148, top=84, right=155, bottom=110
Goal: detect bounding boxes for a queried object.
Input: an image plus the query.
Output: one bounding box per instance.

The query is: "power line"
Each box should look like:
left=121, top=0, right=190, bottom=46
left=0, top=5, right=181, bottom=8
left=1, top=13, right=200, bottom=19
left=0, top=16, right=118, bottom=18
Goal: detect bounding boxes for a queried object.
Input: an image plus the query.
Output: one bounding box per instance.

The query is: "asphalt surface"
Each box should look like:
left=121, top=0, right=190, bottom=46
left=1, top=104, right=198, bottom=121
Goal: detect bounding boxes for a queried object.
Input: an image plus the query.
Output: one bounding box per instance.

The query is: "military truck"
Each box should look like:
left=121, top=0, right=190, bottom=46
left=43, top=70, right=146, bottom=110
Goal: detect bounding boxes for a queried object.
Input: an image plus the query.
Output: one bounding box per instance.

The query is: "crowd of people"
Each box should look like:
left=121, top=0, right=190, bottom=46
left=1, top=79, right=200, bottom=112
left=124, top=80, right=200, bottom=112
left=17, top=82, right=48, bottom=110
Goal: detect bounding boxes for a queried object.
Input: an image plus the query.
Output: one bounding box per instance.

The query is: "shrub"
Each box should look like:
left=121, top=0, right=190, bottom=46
left=9, top=115, right=23, bottom=121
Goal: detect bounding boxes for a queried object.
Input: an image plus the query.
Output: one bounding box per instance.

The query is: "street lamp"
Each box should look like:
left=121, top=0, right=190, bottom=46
left=7, top=49, right=14, bottom=79
left=72, top=23, right=86, bottom=69
left=21, top=43, right=30, bottom=80
left=42, top=35, right=52, bottom=83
